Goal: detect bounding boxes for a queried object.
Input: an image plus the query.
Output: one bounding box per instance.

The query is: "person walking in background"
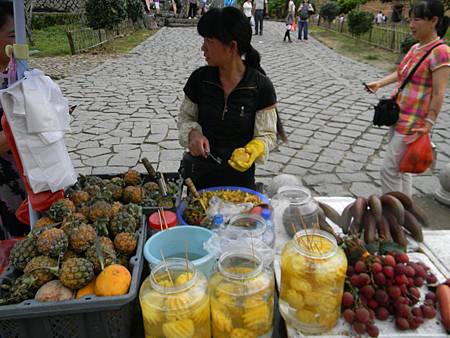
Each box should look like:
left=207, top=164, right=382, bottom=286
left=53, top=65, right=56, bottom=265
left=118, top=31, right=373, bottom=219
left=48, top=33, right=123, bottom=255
left=188, top=0, right=197, bottom=18
left=254, top=0, right=267, bottom=35
left=284, top=0, right=295, bottom=42
left=375, top=11, right=384, bottom=25
left=199, top=0, right=207, bottom=16
left=365, top=0, right=449, bottom=196
left=297, top=0, right=313, bottom=40
left=243, top=0, right=253, bottom=23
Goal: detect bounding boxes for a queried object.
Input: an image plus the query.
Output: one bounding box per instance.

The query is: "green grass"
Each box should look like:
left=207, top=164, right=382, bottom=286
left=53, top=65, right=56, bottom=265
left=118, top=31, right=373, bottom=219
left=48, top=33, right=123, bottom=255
left=102, top=29, right=156, bottom=54
left=31, top=25, right=75, bottom=57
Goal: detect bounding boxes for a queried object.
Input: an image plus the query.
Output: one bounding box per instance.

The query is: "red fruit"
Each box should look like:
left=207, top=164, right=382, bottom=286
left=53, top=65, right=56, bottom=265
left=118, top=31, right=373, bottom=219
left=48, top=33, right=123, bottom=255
left=384, top=254, right=396, bottom=267
left=359, top=273, right=371, bottom=286
left=405, top=265, right=416, bottom=277
left=427, top=274, right=438, bottom=285
left=385, top=278, right=394, bottom=287
left=408, top=316, right=421, bottom=329
left=395, top=274, right=409, bottom=285
left=376, top=307, right=389, bottom=320
left=388, top=285, right=402, bottom=299
left=408, top=287, right=420, bottom=301
left=413, top=264, right=427, bottom=278
left=367, top=298, right=379, bottom=310
left=396, top=253, right=409, bottom=264
left=366, top=323, right=380, bottom=337
left=421, top=305, right=436, bottom=318
left=342, top=292, right=354, bottom=309
left=396, top=317, right=410, bottom=330
left=411, top=307, right=423, bottom=318
left=425, top=292, right=436, bottom=302
left=347, top=265, right=355, bottom=277
left=395, top=297, right=410, bottom=308
left=368, top=308, right=375, bottom=320
left=374, top=272, right=386, bottom=286
left=399, top=284, right=409, bottom=296
left=414, top=277, right=424, bottom=287
left=343, top=309, right=355, bottom=324
left=396, top=304, right=412, bottom=318
left=355, top=308, right=370, bottom=324
left=383, top=266, right=394, bottom=279
left=375, top=289, right=389, bottom=305
left=353, top=322, right=366, bottom=335
left=351, top=274, right=360, bottom=287
left=395, top=263, right=407, bottom=276
left=424, top=299, right=435, bottom=307
left=408, top=277, right=414, bottom=286
left=371, top=262, right=382, bottom=274
left=355, top=260, right=367, bottom=274
left=360, top=285, right=375, bottom=299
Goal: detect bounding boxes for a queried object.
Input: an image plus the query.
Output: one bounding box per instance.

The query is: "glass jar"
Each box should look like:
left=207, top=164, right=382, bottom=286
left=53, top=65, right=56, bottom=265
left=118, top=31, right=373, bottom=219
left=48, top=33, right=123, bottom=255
left=279, top=230, right=347, bottom=334
left=271, top=186, right=319, bottom=237
left=209, top=250, right=274, bottom=338
left=139, top=258, right=210, bottom=338
left=225, top=213, right=274, bottom=249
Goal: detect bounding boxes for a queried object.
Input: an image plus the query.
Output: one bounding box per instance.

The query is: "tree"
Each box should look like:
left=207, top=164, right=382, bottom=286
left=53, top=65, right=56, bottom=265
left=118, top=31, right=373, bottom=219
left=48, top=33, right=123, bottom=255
left=319, top=2, right=340, bottom=24
left=347, top=10, right=373, bottom=36
left=85, top=0, right=127, bottom=30
left=126, top=0, right=145, bottom=22
left=337, top=0, right=364, bottom=14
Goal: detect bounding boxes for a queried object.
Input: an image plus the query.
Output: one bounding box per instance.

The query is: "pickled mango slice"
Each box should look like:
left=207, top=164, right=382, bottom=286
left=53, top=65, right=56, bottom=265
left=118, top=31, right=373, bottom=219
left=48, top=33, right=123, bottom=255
left=242, top=303, right=271, bottom=330
left=289, top=279, right=312, bottom=294
left=230, top=328, right=257, bottom=338
left=162, top=318, right=195, bottom=338
left=175, top=272, right=193, bottom=285
left=191, top=296, right=210, bottom=324
left=284, top=288, right=304, bottom=309
left=211, top=308, right=233, bottom=333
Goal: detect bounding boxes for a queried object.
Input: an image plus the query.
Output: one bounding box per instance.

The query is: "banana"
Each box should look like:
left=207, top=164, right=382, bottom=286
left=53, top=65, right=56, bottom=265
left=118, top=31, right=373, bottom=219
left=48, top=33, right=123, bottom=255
left=377, top=215, right=393, bottom=242
left=318, top=201, right=342, bottom=226
left=403, top=210, right=424, bottom=242
left=368, top=195, right=383, bottom=223
left=352, top=197, right=367, bottom=232
left=410, top=204, right=430, bottom=228
left=380, top=194, right=405, bottom=225
left=340, top=202, right=354, bottom=234
left=318, top=213, right=339, bottom=241
left=363, top=210, right=377, bottom=244
left=385, top=191, right=414, bottom=211
left=384, top=210, right=408, bottom=248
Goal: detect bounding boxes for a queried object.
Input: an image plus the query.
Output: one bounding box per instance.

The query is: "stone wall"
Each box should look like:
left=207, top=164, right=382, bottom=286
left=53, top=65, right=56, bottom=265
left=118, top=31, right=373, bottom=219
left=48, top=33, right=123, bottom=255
left=31, top=0, right=87, bottom=13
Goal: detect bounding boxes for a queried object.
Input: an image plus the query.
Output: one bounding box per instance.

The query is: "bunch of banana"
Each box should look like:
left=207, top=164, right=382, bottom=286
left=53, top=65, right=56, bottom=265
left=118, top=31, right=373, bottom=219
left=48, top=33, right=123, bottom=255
left=336, top=192, right=428, bottom=247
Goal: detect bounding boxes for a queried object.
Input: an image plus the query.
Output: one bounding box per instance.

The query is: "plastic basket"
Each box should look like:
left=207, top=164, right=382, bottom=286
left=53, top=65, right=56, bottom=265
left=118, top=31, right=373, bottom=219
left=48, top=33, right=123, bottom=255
left=0, top=218, right=147, bottom=338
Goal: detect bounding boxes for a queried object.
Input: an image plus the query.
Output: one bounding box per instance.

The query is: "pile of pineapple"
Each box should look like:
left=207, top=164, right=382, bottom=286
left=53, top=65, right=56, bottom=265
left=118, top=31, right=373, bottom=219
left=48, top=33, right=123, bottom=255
left=1, top=170, right=146, bottom=305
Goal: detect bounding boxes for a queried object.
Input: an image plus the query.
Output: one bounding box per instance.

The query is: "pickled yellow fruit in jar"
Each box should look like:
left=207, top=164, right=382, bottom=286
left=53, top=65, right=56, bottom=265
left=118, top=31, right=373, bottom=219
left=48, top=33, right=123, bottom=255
left=139, top=259, right=211, bottom=338
left=279, top=230, right=347, bottom=335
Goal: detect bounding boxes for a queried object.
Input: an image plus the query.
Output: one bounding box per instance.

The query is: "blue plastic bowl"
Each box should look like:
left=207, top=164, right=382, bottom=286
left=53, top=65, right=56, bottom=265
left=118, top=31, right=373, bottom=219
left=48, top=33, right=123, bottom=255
left=143, top=226, right=215, bottom=277
left=176, top=186, right=270, bottom=225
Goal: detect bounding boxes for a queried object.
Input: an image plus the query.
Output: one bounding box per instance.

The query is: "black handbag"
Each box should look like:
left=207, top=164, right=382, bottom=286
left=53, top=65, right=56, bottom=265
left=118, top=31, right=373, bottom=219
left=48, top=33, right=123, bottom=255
left=372, top=42, right=443, bottom=127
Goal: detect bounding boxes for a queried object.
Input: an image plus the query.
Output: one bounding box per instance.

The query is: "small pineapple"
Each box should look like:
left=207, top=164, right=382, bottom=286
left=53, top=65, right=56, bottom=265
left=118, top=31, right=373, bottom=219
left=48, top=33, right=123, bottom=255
left=34, top=217, right=54, bottom=228
left=36, top=228, right=68, bottom=258
left=79, top=175, right=103, bottom=188
left=85, top=243, right=117, bottom=274
left=10, top=238, right=39, bottom=271
left=106, top=183, right=123, bottom=201
left=143, top=181, right=159, bottom=193
left=123, top=169, right=141, bottom=186
left=109, top=212, right=137, bottom=236
left=62, top=250, right=78, bottom=262
left=0, top=274, right=40, bottom=305
left=78, top=204, right=91, bottom=219
left=116, top=253, right=131, bottom=269
left=123, top=203, right=142, bottom=225
left=122, top=186, right=143, bottom=204
left=111, top=201, right=123, bottom=217
left=156, top=196, right=174, bottom=209
left=59, top=258, right=95, bottom=290
left=92, top=218, right=110, bottom=237
left=93, top=187, right=113, bottom=203
left=48, top=199, right=75, bottom=222
left=24, top=256, right=57, bottom=287
left=71, top=191, right=90, bottom=207
left=114, top=233, right=137, bottom=255
left=69, top=224, right=96, bottom=253
left=60, top=217, right=84, bottom=236
left=99, top=236, right=114, bottom=251
left=89, top=201, right=112, bottom=221
left=84, top=185, right=100, bottom=198
left=110, top=177, right=124, bottom=187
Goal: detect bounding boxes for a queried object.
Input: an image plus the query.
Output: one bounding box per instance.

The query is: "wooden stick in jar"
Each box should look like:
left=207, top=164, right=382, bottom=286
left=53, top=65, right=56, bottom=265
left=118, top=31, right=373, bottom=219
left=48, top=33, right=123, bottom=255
left=185, top=178, right=207, bottom=211
left=160, top=249, right=174, bottom=286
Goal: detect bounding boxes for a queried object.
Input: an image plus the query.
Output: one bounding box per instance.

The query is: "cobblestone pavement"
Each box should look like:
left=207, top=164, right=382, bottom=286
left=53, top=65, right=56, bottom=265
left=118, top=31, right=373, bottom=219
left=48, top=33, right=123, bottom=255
left=59, top=21, right=450, bottom=198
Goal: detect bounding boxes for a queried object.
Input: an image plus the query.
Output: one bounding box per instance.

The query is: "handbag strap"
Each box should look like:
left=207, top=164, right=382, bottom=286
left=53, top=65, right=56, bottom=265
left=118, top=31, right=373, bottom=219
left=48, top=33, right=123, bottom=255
left=395, top=42, right=443, bottom=98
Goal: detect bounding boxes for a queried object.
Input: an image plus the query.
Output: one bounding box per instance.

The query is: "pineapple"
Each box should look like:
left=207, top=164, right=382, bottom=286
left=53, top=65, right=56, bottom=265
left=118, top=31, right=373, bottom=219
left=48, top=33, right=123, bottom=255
left=62, top=250, right=78, bottom=262
left=10, top=238, right=39, bottom=271
left=114, top=232, right=137, bottom=255
left=48, top=199, right=75, bottom=222
left=106, top=183, right=123, bottom=201
left=89, top=201, right=112, bottom=221
left=93, top=187, right=113, bottom=203
left=36, top=228, right=68, bottom=258
left=24, top=256, right=57, bottom=286
left=60, top=217, right=84, bottom=236
left=122, top=186, right=143, bottom=204
left=0, top=274, right=40, bottom=305
left=69, top=224, right=96, bottom=253
left=92, top=218, right=110, bottom=237
left=70, top=191, right=90, bottom=207
left=124, top=169, right=141, bottom=186
left=157, top=195, right=174, bottom=209
left=109, top=212, right=137, bottom=236
left=123, top=203, right=142, bottom=225
left=116, top=253, right=131, bottom=269
left=59, top=258, right=95, bottom=290
left=79, top=174, right=103, bottom=188
left=78, top=204, right=91, bottom=219
left=111, top=201, right=123, bottom=217
left=110, top=177, right=124, bottom=186
left=85, top=239, right=117, bottom=274
left=143, top=181, right=159, bottom=193
left=84, top=185, right=100, bottom=198
left=34, top=217, right=54, bottom=228
left=98, top=236, right=114, bottom=251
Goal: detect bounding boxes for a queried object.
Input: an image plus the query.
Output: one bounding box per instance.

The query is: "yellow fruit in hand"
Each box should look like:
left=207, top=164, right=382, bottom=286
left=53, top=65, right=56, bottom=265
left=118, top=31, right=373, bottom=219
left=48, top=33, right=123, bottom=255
left=233, top=148, right=250, bottom=163
left=76, top=278, right=96, bottom=299
left=95, top=264, right=131, bottom=296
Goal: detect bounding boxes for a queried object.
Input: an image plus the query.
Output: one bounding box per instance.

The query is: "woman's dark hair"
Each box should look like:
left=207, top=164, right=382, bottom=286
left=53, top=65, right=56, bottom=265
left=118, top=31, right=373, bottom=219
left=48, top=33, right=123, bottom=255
left=412, top=0, right=449, bottom=38
left=197, top=7, right=287, bottom=143
left=0, top=1, right=14, bottom=30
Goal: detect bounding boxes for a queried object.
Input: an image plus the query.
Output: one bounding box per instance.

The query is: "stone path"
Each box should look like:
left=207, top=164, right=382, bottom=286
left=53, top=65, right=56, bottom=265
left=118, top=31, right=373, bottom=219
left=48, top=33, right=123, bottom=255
left=59, top=21, right=450, bottom=198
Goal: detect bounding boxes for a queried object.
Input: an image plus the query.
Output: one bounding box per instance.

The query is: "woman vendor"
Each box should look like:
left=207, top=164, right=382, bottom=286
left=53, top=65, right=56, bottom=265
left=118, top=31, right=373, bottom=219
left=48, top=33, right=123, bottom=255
left=178, top=6, right=286, bottom=190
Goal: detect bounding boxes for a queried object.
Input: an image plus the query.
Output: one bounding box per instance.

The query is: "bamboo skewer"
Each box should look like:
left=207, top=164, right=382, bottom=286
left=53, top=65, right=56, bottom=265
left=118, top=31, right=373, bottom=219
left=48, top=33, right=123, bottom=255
left=185, top=178, right=207, bottom=211
left=184, top=240, right=189, bottom=276
left=160, top=249, right=174, bottom=286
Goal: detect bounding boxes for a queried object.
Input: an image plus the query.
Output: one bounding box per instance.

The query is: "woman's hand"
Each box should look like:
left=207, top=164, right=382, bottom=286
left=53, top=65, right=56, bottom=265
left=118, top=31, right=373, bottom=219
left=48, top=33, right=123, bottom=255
left=365, top=81, right=380, bottom=94
left=188, top=129, right=210, bottom=157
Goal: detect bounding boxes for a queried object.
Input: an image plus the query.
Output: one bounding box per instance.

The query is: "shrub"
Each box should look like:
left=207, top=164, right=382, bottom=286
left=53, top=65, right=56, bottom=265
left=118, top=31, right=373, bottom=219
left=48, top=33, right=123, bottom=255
left=347, top=10, right=373, bottom=36
left=400, top=34, right=418, bottom=54
left=85, top=0, right=127, bottom=30
left=126, top=0, right=145, bottom=22
left=32, top=12, right=80, bottom=30
left=337, top=0, right=361, bottom=14
left=319, top=2, right=340, bottom=23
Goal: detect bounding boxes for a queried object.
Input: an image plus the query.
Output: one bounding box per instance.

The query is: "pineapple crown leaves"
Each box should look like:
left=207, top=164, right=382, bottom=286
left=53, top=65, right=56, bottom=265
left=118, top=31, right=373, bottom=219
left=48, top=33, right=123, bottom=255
left=94, top=236, right=105, bottom=272
left=0, top=274, right=40, bottom=305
